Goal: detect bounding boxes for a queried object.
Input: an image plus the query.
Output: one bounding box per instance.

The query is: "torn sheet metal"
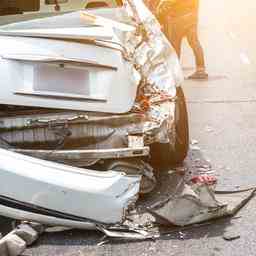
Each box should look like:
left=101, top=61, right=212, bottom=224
left=147, top=181, right=256, bottom=227
left=123, top=0, right=182, bottom=142
left=0, top=148, right=141, bottom=225
left=125, top=0, right=183, bottom=93
left=97, top=225, right=158, bottom=240
left=91, top=188, right=256, bottom=241
left=148, top=181, right=228, bottom=226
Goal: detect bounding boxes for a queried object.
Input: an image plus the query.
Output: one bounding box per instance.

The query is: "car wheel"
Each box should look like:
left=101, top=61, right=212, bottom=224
left=150, top=86, right=189, bottom=169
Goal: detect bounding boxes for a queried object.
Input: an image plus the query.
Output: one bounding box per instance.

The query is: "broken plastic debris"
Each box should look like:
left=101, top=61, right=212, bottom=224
left=97, top=225, right=158, bottom=240
left=223, top=233, right=240, bottom=241
left=190, top=175, right=217, bottom=186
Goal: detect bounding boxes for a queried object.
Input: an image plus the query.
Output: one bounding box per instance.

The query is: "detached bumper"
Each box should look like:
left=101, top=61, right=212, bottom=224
left=0, top=148, right=141, bottom=225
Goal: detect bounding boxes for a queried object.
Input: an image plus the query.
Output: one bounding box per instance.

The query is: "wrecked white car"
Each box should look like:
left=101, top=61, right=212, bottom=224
left=0, top=0, right=192, bottom=229
left=0, top=4, right=255, bottom=254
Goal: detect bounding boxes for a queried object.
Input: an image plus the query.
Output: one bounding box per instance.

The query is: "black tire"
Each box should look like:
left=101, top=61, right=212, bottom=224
left=150, top=86, right=189, bottom=169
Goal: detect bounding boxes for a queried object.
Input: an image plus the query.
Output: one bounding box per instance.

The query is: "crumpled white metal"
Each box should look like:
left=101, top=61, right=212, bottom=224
left=123, top=0, right=183, bottom=142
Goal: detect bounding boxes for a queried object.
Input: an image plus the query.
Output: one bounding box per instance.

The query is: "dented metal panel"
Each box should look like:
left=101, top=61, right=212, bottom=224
left=149, top=182, right=227, bottom=226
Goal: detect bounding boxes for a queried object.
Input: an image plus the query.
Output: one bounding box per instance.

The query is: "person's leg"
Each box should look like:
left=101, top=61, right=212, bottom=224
left=171, top=34, right=182, bottom=59
left=165, top=19, right=183, bottom=58
left=186, top=24, right=208, bottom=79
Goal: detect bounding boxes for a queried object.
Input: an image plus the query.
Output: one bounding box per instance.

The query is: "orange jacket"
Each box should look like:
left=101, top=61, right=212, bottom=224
left=158, top=0, right=199, bottom=18
left=144, top=0, right=160, bottom=13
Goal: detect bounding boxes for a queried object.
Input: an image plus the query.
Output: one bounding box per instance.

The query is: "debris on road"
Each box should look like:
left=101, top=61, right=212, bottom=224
left=97, top=225, right=159, bottom=241
left=223, top=232, right=240, bottom=241
left=148, top=181, right=225, bottom=226
left=190, top=174, right=217, bottom=186
left=0, top=222, right=44, bottom=256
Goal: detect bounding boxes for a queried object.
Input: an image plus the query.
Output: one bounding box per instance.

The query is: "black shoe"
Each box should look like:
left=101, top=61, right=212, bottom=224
left=188, top=71, right=209, bottom=80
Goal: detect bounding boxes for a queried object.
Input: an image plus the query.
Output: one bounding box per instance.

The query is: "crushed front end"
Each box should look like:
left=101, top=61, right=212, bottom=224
left=0, top=0, right=184, bottom=193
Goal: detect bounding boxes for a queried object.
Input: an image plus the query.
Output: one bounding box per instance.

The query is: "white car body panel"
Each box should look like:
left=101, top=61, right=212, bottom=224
left=0, top=204, right=98, bottom=230
left=0, top=148, right=141, bottom=224
left=0, top=26, right=114, bottom=40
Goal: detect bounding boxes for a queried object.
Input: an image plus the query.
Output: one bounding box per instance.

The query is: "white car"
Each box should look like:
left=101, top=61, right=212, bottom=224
left=0, top=0, right=189, bottom=227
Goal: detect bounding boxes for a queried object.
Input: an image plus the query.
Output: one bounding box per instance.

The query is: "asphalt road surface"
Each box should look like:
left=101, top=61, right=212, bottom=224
left=2, top=0, right=256, bottom=255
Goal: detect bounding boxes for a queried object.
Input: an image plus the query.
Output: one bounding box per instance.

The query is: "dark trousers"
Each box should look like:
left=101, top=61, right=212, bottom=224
left=165, top=16, right=206, bottom=70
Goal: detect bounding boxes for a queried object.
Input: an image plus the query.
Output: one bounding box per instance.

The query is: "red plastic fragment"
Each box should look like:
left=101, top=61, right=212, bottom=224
left=190, top=175, right=217, bottom=185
